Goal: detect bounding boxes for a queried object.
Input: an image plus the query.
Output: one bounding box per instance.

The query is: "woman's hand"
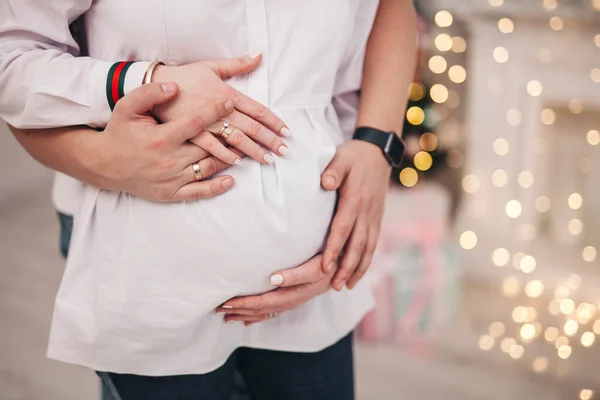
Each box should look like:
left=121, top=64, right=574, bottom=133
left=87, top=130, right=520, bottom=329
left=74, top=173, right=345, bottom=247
left=152, top=56, right=291, bottom=165
left=216, top=255, right=334, bottom=326
left=321, top=140, right=391, bottom=291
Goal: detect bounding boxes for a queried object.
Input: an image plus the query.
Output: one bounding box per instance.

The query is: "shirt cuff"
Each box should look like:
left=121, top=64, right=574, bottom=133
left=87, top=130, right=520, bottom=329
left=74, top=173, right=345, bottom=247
left=86, top=60, right=116, bottom=128
left=124, top=61, right=152, bottom=96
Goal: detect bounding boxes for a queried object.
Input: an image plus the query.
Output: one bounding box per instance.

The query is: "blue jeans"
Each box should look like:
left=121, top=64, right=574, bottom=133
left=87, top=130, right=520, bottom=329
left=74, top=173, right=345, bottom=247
left=57, top=213, right=354, bottom=400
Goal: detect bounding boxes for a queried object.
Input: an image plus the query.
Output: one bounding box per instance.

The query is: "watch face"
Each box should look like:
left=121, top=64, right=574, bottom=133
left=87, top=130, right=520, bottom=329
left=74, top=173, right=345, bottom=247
left=385, top=135, right=405, bottom=168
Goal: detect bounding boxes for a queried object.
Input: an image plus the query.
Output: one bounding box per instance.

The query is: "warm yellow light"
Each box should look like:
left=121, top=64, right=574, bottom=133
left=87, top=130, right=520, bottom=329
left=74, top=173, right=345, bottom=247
left=492, top=169, right=508, bottom=187
left=493, top=138, right=510, bottom=155
left=581, top=332, right=595, bottom=347
left=555, top=336, right=569, bottom=349
left=500, top=337, right=515, bottom=352
left=506, top=109, right=522, bottom=126
left=462, top=174, right=480, bottom=194
left=489, top=0, right=504, bottom=6
left=492, top=248, right=510, bottom=267
left=536, top=196, right=551, bottom=212
left=595, top=34, right=600, bottom=48
left=512, top=252, right=525, bottom=269
left=408, top=82, right=425, bottom=101
left=520, top=255, right=536, bottom=273
left=569, top=99, right=584, bottom=114
left=583, top=246, right=597, bottom=262
left=489, top=322, right=505, bottom=337
left=448, top=65, right=467, bottom=83
left=525, top=280, right=544, bottom=298
left=591, top=68, right=600, bottom=83
left=429, top=55, right=447, bottom=74
left=568, top=274, right=582, bottom=290
left=587, top=129, right=600, bottom=145
left=540, top=108, right=556, bottom=125
left=568, top=219, right=584, bottom=235
left=478, top=334, right=495, bottom=351
left=460, top=231, right=478, bottom=250
left=560, top=299, right=576, bottom=315
left=434, top=33, right=453, bottom=52
left=509, top=344, right=524, bottom=359
left=498, top=17, right=514, bottom=34
left=406, top=106, right=425, bottom=125
left=506, top=199, right=522, bottom=219
left=420, top=132, right=438, bottom=151
left=517, top=224, right=537, bottom=241
left=594, top=0, right=600, bottom=10
left=493, top=46, right=509, bottom=63
left=557, top=345, right=572, bottom=359
left=549, top=300, right=561, bottom=315
left=538, top=48, right=553, bottom=64
left=502, top=276, right=521, bottom=297
left=430, top=84, right=449, bottom=103
left=512, top=306, right=528, bottom=323
left=568, top=193, right=583, bottom=210
left=577, top=303, right=596, bottom=324
left=520, top=324, right=536, bottom=341
left=564, top=320, right=579, bottom=336
left=555, top=286, right=570, bottom=301
left=399, top=168, right=418, bottom=187
left=518, top=171, right=534, bottom=188
left=414, top=151, right=433, bottom=171
left=545, top=327, right=559, bottom=342
left=594, top=320, right=600, bottom=334
left=543, top=0, right=557, bottom=10
left=549, top=16, right=564, bottom=30
left=526, top=80, right=543, bottom=97
left=580, top=389, right=594, bottom=400
left=451, top=36, right=467, bottom=53
left=532, top=357, right=548, bottom=373
left=435, top=11, right=453, bottom=27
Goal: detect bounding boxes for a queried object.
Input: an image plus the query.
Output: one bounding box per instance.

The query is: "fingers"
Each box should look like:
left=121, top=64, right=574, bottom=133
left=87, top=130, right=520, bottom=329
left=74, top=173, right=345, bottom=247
left=205, top=119, right=277, bottom=165
left=269, top=255, right=325, bottom=288
left=347, top=225, right=380, bottom=290
left=227, top=111, right=288, bottom=156
left=332, top=214, right=368, bottom=291
left=171, top=175, right=234, bottom=201
left=224, top=314, right=271, bottom=325
left=203, top=55, right=262, bottom=80
left=321, top=152, right=353, bottom=192
left=232, top=90, right=290, bottom=138
left=161, top=98, right=235, bottom=143
left=115, top=82, right=179, bottom=116
left=322, top=195, right=359, bottom=273
left=218, top=292, right=280, bottom=313
left=187, top=131, right=242, bottom=166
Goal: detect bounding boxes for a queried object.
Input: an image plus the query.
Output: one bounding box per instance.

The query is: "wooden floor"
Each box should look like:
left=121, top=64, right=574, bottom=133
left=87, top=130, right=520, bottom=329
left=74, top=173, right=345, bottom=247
left=1, top=182, right=598, bottom=400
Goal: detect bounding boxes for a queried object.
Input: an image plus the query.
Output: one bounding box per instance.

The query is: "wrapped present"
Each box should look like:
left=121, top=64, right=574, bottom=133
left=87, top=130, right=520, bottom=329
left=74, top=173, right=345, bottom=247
left=358, top=184, right=461, bottom=343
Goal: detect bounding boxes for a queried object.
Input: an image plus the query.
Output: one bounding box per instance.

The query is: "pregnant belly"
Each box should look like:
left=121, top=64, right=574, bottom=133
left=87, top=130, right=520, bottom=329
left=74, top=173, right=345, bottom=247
left=69, top=110, right=339, bottom=314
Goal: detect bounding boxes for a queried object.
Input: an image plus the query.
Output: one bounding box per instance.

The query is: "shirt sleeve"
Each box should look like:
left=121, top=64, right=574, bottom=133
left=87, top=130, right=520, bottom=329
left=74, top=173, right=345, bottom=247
left=0, top=0, right=149, bottom=129
left=332, top=0, right=380, bottom=141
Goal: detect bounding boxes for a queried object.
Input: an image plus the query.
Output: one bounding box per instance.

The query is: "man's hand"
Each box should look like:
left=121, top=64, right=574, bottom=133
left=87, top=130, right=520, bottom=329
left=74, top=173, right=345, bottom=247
left=216, top=255, right=334, bottom=326
left=321, top=140, right=391, bottom=290
left=92, top=82, right=239, bottom=201
left=152, top=56, right=291, bottom=165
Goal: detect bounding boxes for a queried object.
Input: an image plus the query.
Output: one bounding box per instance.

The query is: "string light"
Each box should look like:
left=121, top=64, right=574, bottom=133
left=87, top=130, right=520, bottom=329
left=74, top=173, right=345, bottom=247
left=587, top=130, right=600, bottom=145
left=525, top=280, right=544, bottom=298
left=448, top=65, right=467, bottom=83
left=434, top=33, right=453, bottom=52
left=591, top=68, right=600, bottom=83
left=527, top=80, right=543, bottom=96
left=493, top=138, right=510, bottom=155
left=408, top=82, right=425, bottom=101
left=540, top=108, right=556, bottom=125
left=419, top=132, right=438, bottom=151
left=493, top=46, right=509, bottom=63
left=518, top=171, right=534, bottom=188
left=406, top=106, right=425, bottom=125
left=582, top=246, right=597, bottom=262
left=581, top=332, right=595, bottom=347
left=414, top=151, right=433, bottom=171
left=462, top=174, right=480, bottom=193
left=536, top=196, right=551, bottom=212
left=545, top=327, right=559, bottom=342
left=489, top=0, right=504, bottom=6
left=506, top=109, right=522, bottom=126
left=490, top=322, right=506, bottom=337
left=543, top=0, right=557, bottom=10
left=451, top=36, right=467, bottom=53
left=506, top=199, right=522, bottom=219
left=568, top=193, right=583, bottom=210
left=434, top=11, right=453, bottom=28
left=399, top=168, right=418, bottom=187
left=595, top=34, right=600, bottom=47
left=492, top=169, right=508, bottom=187
left=569, top=99, right=584, bottom=114
left=478, top=334, right=495, bottom=350
left=532, top=357, right=549, bottom=373
left=460, top=231, right=478, bottom=250
left=549, top=16, right=564, bottom=31
left=492, top=248, right=510, bottom=266
left=429, top=55, right=447, bottom=74
left=502, top=276, right=521, bottom=297
left=580, top=389, right=594, bottom=400
left=498, top=18, right=514, bottom=34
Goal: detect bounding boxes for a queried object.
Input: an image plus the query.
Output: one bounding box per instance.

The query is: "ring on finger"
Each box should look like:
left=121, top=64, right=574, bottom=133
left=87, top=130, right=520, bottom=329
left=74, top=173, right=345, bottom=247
left=268, top=312, right=278, bottom=319
left=220, top=123, right=236, bottom=141
left=192, top=162, right=203, bottom=181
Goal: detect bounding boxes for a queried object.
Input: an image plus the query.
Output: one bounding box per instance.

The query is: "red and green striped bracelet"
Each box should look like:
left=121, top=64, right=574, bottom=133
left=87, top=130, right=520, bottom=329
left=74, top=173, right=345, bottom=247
left=106, top=61, right=134, bottom=111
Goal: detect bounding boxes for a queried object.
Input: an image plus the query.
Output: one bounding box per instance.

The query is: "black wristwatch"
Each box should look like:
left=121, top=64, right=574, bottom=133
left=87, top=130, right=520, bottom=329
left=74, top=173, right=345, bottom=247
left=352, top=127, right=405, bottom=168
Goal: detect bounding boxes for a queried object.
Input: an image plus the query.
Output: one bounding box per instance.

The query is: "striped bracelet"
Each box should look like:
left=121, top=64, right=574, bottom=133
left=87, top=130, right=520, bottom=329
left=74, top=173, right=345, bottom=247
left=106, top=61, right=135, bottom=111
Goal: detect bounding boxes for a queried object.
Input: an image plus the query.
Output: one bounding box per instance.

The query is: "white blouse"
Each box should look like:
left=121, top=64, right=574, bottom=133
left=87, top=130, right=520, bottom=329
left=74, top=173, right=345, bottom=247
left=0, top=0, right=378, bottom=376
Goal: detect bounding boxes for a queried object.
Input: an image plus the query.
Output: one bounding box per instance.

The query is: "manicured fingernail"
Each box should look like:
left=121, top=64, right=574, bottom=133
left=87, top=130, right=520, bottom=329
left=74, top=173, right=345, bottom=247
left=280, top=127, right=292, bottom=137
left=233, top=159, right=242, bottom=166
left=278, top=146, right=289, bottom=156
left=222, top=305, right=234, bottom=309
left=224, top=99, right=234, bottom=111
left=270, top=274, right=284, bottom=286
left=249, top=51, right=262, bottom=59
left=324, top=175, right=336, bottom=186
left=226, top=320, right=236, bottom=324
left=161, top=82, right=177, bottom=93
left=263, top=154, right=274, bottom=164
left=336, top=281, right=346, bottom=291
left=222, top=177, right=234, bottom=188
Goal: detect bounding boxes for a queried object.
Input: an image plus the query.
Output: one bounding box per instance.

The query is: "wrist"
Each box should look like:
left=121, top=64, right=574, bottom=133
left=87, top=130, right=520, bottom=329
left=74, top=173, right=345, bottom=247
left=151, top=64, right=175, bottom=84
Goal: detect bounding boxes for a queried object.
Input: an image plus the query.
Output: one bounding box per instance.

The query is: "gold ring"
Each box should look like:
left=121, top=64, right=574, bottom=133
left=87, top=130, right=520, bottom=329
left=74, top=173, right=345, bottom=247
left=192, top=162, right=202, bottom=181
left=220, top=123, right=236, bottom=141
left=268, top=312, right=278, bottom=319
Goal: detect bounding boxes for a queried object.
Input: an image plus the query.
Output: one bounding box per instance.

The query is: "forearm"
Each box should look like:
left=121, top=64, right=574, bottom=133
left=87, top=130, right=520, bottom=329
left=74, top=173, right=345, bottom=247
left=9, top=125, right=108, bottom=189
left=356, top=0, right=418, bottom=135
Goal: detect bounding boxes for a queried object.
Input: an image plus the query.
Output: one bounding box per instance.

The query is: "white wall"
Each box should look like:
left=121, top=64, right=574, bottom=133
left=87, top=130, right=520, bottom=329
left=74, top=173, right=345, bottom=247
left=0, top=122, right=52, bottom=202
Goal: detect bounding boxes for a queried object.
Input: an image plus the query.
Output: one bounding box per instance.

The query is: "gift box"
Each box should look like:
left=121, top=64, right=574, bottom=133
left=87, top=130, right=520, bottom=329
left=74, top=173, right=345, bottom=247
left=358, top=184, right=462, bottom=343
